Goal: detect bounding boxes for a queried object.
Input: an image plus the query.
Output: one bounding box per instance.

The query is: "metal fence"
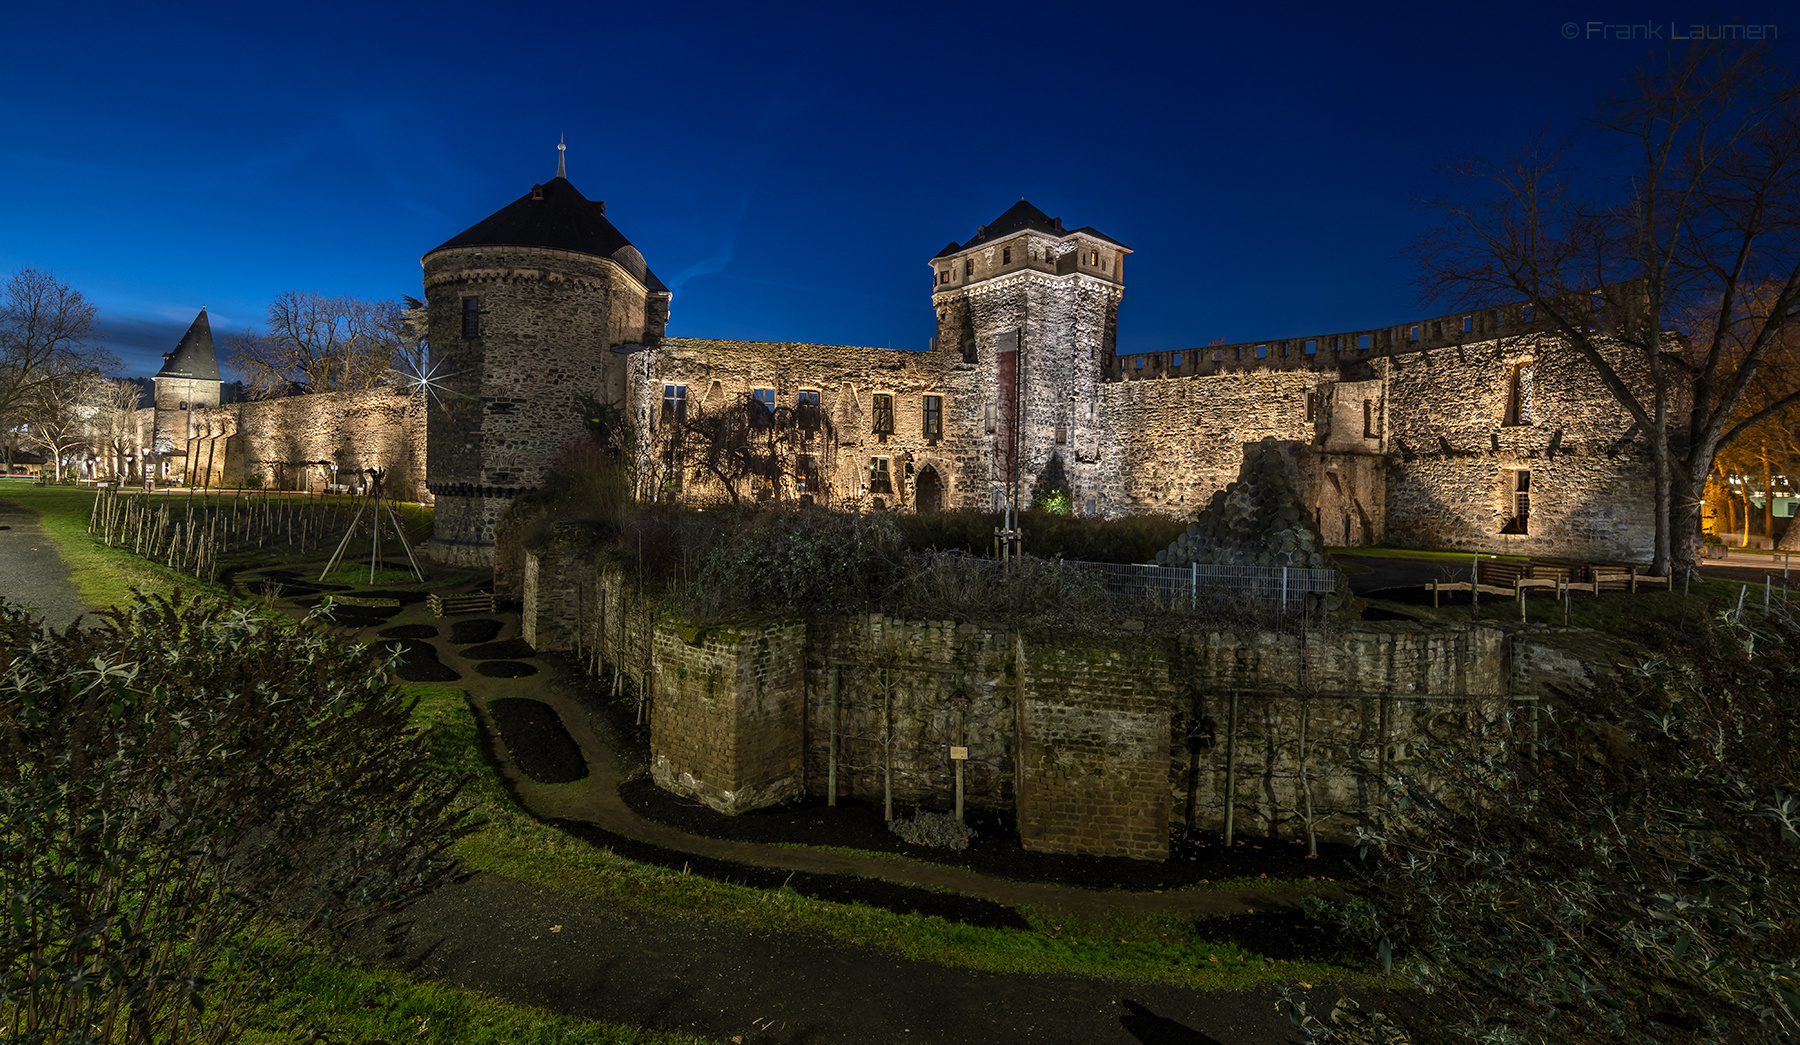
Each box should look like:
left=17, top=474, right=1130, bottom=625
left=1058, top=558, right=1339, bottom=614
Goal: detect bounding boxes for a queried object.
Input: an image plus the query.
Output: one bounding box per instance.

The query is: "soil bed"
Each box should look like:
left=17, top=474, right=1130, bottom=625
left=378, top=623, right=440, bottom=639
left=374, top=638, right=461, bottom=682
left=450, top=618, right=504, bottom=644
left=487, top=698, right=587, bottom=783
left=477, top=660, right=538, bottom=678
left=462, top=638, right=538, bottom=660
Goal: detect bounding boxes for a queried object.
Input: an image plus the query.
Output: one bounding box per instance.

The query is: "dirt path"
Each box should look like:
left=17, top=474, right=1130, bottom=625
left=0, top=497, right=93, bottom=629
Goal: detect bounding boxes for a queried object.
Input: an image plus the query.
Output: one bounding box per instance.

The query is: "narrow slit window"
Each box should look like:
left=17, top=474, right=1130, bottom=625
left=461, top=296, right=482, bottom=339
left=1363, top=398, right=1377, bottom=438
left=1502, top=470, right=1531, bottom=534
left=1504, top=362, right=1535, bottom=426
left=922, top=395, right=942, bottom=438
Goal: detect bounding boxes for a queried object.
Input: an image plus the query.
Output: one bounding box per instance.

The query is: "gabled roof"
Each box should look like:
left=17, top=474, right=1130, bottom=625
left=155, top=309, right=220, bottom=382
left=932, top=199, right=1128, bottom=259
left=427, top=176, right=667, bottom=291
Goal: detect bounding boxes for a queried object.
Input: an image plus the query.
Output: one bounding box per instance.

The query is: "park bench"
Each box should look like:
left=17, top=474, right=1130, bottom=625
left=428, top=591, right=495, bottom=616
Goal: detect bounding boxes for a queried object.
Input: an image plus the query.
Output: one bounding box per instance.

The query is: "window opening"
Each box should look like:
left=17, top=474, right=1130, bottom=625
left=1504, top=362, right=1535, bottom=426
left=1213, top=348, right=1224, bottom=361
left=461, top=296, right=482, bottom=339
left=961, top=334, right=977, bottom=364
left=869, top=457, right=893, bottom=494
left=984, top=402, right=995, bottom=434
left=872, top=394, right=894, bottom=435
left=1003, top=247, right=1012, bottom=264
left=752, top=388, right=775, bottom=427
left=1054, top=426, right=1067, bottom=445
left=1305, top=339, right=1317, bottom=355
left=1462, top=315, right=1474, bottom=333
left=1135, top=355, right=1145, bottom=370
left=1255, top=345, right=1267, bottom=359
left=1502, top=469, right=1531, bottom=534
left=1357, top=333, right=1372, bottom=351
left=1522, top=303, right=1535, bottom=323
left=662, top=384, right=687, bottom=422
left=796, top=454, right=818, bottom=493
left=1409, top=325, right=1420, bottom=342
left=964, top=258, right=973, bottom=277
left=923, top=395, right=942, bottom=438
left=1363, top=398, right=1377, bottom=438
left=797, top=389, right=820, bottom=429
left=1172, top=351, right=1182, bottom=367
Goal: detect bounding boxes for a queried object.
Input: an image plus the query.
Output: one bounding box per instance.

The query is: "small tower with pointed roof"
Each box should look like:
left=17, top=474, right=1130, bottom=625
left=151, top=308, right=222, bottom=464
left=420, top=144, right=671, bottom=565
left=928, top=200, right=1128, bottom=513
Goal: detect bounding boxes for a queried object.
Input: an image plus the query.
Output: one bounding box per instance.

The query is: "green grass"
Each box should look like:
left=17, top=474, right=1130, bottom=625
left=1363, top=573, right=1797, bottom=632
left=236, top=951, right=714, bottom=1045
left=0, top=479, right=219, bottom=609
left=1328, top=545, right=1530, bottom=563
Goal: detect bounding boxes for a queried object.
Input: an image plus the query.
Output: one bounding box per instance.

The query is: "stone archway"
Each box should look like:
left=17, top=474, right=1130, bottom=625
left=915, top=464, right=945, bottom=513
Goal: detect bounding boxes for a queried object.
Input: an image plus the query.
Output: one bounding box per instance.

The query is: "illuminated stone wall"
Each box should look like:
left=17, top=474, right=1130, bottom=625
left=180, top=388, right=427, bottom=499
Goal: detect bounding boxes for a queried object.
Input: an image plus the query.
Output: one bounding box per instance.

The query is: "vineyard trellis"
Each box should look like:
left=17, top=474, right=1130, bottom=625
left=86, top=485, right=421, bottom=585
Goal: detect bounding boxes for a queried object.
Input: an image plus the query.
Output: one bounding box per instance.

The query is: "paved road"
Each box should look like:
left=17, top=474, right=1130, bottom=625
left=0, top=498, right=92, bottom=629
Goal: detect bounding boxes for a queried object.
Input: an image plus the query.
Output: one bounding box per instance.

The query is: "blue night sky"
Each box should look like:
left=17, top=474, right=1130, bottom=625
left=2, top=2, right=1791, bottom=380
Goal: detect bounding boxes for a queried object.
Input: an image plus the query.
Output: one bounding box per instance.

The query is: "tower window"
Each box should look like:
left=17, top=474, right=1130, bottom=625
left=662, top=384, right=687, bottom=423
left=922, top=395, right=942, bottom=438
left=1503, top=362, right=1535, bottom=426
left=937, top=270, right=948, bottom=285
left=984, top=403, right=995, bottom=434
left=1502, top=469, right=1531, bottom=534
left=461, top=296, right=482, bottom=339
left=961, top=334, right=977, bottom=364
left=1054, top=426, right=1067, bottom=445
left=964, top=259, right=973, bottom=278
left=1364, top=399, right=1377, bottom=438
left=1003, top=247, right=1012, bottom=264
left=872, top=394, right=894, bottom=435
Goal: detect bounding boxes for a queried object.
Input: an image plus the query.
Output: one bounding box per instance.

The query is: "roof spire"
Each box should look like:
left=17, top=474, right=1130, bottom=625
left=557, top=135, right=566, bottom=179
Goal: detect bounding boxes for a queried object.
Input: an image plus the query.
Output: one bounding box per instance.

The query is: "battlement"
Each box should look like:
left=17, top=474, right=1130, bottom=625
left=1108, top=297, right=1568, bottom=381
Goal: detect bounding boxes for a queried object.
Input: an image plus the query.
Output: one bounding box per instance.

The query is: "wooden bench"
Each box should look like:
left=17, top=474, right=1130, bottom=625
left=1590, top=563, right=1671, bottom=593
left=1427, top=560, right=1550, bottom=605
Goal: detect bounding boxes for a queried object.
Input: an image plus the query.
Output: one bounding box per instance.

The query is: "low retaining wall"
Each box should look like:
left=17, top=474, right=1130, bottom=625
left=522, top=543, right=1571, bottom=862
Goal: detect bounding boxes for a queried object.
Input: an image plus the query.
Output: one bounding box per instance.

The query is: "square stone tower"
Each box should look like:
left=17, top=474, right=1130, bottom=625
left=151, top=307, right=222, bottom=470
left=928, top=201, right=1127, bottom=514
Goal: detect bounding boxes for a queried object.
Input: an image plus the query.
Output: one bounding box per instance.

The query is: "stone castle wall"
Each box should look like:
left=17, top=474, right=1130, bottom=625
left=181, top=388, right=427, bottom=499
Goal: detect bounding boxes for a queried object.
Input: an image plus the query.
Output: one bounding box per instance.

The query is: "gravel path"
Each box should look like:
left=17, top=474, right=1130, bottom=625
left=0, top=497, right=92, bottom=629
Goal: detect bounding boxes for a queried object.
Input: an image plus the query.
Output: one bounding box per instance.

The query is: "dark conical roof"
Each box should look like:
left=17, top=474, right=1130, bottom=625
left=155, top=309, right=219, bottom=382
left=933, top=199, right=1126, bottom=258
left=428, top=176, right=666, bottom=291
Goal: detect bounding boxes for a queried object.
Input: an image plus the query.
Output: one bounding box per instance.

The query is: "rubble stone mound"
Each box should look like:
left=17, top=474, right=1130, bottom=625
left=1155, top=437, right=1331, bottom=572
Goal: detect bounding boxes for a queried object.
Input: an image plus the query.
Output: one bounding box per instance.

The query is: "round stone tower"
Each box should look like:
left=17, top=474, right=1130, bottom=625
left=421, top=152, right=670, bottom=566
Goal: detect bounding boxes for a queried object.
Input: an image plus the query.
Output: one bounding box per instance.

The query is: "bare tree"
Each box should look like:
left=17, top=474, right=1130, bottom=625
left=649, top=391, right=834, bottom=506
left=86, top=378, right=146, bottom=480
left=1413, top=41, right=1800, bottom=576
left=227, top=292, right=409, bottom=397
left=17, top=371, right=120, bottom=481
left=0, top=267, right=114, bottom=424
